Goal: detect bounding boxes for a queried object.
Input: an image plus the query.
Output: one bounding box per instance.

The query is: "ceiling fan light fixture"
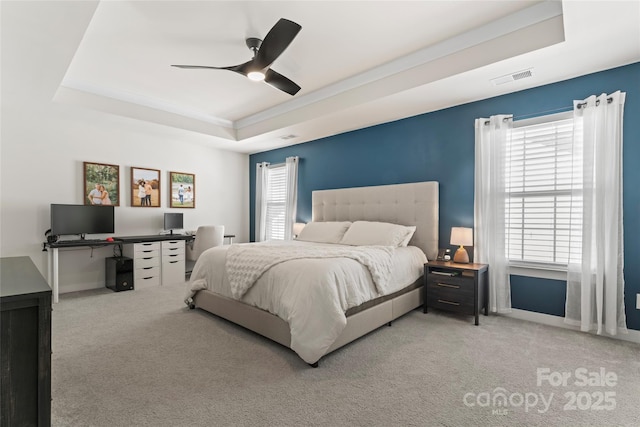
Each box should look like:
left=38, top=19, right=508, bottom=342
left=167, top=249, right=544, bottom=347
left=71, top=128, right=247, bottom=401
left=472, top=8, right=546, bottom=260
left=247, top=71, right=265, bottom=82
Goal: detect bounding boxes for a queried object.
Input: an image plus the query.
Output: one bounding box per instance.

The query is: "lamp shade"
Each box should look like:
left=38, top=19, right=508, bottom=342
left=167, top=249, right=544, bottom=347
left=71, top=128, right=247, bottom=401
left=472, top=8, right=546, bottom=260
left=450, top=227, right=473, bottom=247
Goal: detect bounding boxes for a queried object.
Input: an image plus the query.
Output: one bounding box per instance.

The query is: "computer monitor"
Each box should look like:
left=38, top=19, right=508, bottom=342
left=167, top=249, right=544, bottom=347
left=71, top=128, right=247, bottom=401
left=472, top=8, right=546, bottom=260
left=163, top=213, right=183, bottom=234
left=50, top=204, right=115, bottom=238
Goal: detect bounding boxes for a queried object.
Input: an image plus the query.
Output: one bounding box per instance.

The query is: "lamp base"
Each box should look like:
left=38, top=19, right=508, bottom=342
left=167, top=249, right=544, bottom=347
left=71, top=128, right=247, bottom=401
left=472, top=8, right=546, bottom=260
left=453, top=246, right=469, bottom=263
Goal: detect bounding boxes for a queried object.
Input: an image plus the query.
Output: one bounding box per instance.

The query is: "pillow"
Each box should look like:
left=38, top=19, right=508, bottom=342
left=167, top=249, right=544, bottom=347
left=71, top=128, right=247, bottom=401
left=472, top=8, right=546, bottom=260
left=339, top=221, right=416, bottom=247
left=398, top=225, right=417, bottom=247
left=296, top=221, right=352, bottom=244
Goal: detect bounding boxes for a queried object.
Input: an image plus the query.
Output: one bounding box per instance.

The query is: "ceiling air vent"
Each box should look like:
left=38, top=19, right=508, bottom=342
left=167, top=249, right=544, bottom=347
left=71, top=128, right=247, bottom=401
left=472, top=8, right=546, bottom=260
left=491, top=68, right=534, bottom=86
left=279, top=134, right=298, bottom=140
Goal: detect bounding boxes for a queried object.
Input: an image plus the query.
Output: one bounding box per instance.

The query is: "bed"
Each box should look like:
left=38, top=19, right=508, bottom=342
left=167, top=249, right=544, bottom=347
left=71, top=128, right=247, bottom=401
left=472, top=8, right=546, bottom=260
left=185, top=181, right=439, bottom=366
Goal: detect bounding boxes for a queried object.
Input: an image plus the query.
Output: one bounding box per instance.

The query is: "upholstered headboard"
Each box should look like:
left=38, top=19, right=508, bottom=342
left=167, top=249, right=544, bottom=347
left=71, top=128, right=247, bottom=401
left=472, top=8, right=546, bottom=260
left=312, top=181, right=439, bottom=260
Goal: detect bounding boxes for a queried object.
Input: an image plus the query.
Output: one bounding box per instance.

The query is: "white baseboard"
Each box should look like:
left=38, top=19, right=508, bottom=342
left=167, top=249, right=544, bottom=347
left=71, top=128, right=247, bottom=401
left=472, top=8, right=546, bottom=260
left=504, top=309, right=640, bottom=345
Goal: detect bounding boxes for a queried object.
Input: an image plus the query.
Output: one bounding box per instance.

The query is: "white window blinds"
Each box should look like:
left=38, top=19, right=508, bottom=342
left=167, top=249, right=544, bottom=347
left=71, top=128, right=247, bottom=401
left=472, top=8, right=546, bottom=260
left=264, top=164, right=287, bottom=240
left=505, top=114, right=582, bottom=267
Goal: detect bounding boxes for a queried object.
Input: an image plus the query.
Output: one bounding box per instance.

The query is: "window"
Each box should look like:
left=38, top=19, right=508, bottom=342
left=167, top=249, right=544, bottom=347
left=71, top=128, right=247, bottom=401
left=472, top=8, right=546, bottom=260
left=255, top=156, right=298, bottom=242
left=505, top=112, right=582, bottom=267
left=264, top=164, right=287, bottom=240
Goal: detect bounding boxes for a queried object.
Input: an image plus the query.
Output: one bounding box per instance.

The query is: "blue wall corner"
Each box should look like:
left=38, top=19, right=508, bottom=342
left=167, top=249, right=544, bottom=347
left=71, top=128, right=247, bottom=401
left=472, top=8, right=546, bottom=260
left=250, top=62, right=640, bottom=331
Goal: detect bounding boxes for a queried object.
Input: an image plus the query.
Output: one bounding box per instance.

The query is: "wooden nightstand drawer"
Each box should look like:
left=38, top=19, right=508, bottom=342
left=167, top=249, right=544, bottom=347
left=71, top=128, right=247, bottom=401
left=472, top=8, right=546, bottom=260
left=427, top=277, right=474, bottom=294
left=427, top=283, right=474, bottom=302
left=430, top=296, right=474, bottom=315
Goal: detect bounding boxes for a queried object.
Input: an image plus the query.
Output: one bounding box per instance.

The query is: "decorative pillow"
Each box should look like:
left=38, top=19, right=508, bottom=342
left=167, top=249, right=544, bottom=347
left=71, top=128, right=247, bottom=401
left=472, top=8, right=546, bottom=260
left=296, top=221, right=352, bottom=244
left=339, top=221, right=416, bottom=247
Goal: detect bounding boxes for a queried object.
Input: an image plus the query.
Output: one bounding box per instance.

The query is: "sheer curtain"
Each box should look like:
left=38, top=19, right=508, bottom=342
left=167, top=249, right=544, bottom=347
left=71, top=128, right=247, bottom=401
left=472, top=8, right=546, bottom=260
left=284, top=156, right=299, bottom=240
left=474, top=115, right=512, bottom=313
left=255, top=162, right=269, bottom=242
left=565, top=91, right=627, bottom=335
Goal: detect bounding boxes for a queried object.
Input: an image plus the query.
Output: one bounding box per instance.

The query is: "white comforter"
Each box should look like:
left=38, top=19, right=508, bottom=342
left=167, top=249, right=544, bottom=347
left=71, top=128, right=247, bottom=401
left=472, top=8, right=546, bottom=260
left=226, top=243, right=396, bottom=299
left=186, top=240, right=426, bottom=363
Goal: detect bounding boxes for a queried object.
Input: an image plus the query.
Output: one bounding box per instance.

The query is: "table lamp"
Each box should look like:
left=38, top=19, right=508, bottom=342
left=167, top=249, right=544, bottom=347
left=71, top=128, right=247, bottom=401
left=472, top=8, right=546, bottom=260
left=450, top=227, right=473, bottom=263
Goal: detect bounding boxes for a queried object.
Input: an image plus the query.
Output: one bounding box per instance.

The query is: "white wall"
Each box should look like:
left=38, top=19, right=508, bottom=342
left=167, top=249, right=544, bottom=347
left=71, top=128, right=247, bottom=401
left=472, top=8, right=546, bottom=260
left=0, top=1, right=249, bottom=293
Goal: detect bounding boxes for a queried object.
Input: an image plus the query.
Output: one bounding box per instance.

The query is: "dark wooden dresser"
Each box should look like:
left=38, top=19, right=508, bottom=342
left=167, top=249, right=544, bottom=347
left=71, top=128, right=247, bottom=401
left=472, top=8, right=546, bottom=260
left=1, top=256, right=52, bottom=426
left=423, top=260, right=489, bottom=325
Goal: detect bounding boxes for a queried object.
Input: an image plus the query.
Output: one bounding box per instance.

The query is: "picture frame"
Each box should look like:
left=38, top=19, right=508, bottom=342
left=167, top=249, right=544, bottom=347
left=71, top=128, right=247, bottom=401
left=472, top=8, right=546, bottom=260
left=169, top=171, right=195, bottom=208
left=131, top=167, right=161, bottom=207
left=84, top=161, right=120, bottom=206
left=436, top=248, right=446, bottom=261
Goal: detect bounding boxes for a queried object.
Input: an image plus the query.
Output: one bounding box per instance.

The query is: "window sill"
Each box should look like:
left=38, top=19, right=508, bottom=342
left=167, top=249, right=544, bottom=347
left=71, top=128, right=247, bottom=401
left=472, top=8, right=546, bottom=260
left=509, top=264, right=567, bottom=281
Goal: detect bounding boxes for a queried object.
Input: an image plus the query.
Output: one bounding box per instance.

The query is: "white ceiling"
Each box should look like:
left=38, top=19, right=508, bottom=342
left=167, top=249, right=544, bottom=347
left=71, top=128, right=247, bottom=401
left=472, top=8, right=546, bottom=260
left=54, top=1, right=640, bottom=154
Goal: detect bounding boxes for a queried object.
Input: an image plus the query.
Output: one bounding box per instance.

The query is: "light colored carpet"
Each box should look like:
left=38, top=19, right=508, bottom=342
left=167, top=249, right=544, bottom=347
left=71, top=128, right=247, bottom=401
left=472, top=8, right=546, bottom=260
left=52, top=282, right=640, bottom=426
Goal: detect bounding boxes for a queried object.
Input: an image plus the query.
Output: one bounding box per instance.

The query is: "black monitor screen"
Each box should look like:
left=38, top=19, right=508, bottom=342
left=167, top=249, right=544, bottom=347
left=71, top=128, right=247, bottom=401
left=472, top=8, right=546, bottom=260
left=50, top=204, right=115, bottom=236
left=164, top=213, right=183, bottom=231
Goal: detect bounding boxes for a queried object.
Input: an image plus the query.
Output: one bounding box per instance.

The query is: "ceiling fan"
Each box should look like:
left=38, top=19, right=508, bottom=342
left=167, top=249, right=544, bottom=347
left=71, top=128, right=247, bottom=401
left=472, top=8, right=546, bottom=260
left=172, top=18, right=302, bottom=96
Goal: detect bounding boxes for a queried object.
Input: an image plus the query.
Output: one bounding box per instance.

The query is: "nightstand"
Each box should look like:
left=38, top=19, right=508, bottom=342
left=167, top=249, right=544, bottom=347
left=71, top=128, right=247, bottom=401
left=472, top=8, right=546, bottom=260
left=423, top=260, right=489, bottom=325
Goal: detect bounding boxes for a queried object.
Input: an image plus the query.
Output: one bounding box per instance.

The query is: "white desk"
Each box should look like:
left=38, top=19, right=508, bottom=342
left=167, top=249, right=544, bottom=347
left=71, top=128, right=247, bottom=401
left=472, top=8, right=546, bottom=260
left=46, top=235, right=193, bottom=303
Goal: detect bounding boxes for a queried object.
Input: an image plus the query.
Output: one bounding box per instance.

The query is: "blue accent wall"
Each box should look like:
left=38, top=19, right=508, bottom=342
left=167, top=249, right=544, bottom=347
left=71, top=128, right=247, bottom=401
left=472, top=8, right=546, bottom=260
left=250, top=62, right=640, bottom=331
left=510, top=276, right=566, bottom=317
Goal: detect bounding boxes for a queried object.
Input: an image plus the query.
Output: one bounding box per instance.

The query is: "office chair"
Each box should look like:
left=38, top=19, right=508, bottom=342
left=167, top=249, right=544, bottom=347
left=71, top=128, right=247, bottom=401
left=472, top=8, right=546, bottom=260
left=185, top=225, right=225, bottom=275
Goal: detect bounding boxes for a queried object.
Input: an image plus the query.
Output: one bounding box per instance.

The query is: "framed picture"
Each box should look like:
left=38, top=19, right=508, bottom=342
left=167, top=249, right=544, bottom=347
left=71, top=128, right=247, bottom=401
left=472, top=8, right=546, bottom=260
left=84, top=161, right=119, bottom=206
left=169, top=171, right=195, bottom=208
left=131, top=167, right=161, bottom=207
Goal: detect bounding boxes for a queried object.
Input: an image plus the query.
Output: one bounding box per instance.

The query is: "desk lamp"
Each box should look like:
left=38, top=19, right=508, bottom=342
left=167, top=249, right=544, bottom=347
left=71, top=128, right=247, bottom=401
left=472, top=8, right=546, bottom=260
left=450, top=227, right=473, bottom=264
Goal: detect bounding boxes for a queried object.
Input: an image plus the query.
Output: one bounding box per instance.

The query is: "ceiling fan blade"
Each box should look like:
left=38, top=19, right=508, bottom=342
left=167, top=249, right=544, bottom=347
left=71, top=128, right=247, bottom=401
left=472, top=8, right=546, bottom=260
left=172, top=60, right=254, bottom=76
left=229, top=60, right=254, bottom=76
left=254, top=18, right=301, bottom=70
left=264, top=69, right=301, bottom=96
left=171, top=65, right=229, bottom=70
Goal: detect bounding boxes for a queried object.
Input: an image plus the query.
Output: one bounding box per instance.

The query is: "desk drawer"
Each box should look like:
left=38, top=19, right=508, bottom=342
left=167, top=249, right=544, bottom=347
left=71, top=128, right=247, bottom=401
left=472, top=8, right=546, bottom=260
left=134, top=249, right=160, bottom=260
left=161, top=240, right=184, bottom=250
left=134, top=274, right=161, bottom=288
left=135, top=264, right=160, bottom=278
left=162, top=259, right=185, bottom=286
left=162, top=246, right=185, bottom=257
left=136, top=255, right=160, bottom=269
left=133, top=242, right=161, bottom=253
left=162, top=252, right=185, bottom=263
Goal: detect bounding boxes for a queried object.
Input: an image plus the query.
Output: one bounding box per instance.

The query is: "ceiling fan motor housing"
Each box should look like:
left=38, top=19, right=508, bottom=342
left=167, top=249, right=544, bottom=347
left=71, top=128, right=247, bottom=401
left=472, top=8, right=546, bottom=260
left=246, top=37, right=263, bottom=54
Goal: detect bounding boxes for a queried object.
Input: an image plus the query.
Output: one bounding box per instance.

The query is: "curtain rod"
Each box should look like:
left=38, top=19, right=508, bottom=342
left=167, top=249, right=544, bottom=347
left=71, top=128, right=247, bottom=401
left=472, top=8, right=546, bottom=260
left=483, top=96, right=614, bottom=125
left=576, top=96, right=613, bottom=109
left=484, top=116, right=513, bottom=126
